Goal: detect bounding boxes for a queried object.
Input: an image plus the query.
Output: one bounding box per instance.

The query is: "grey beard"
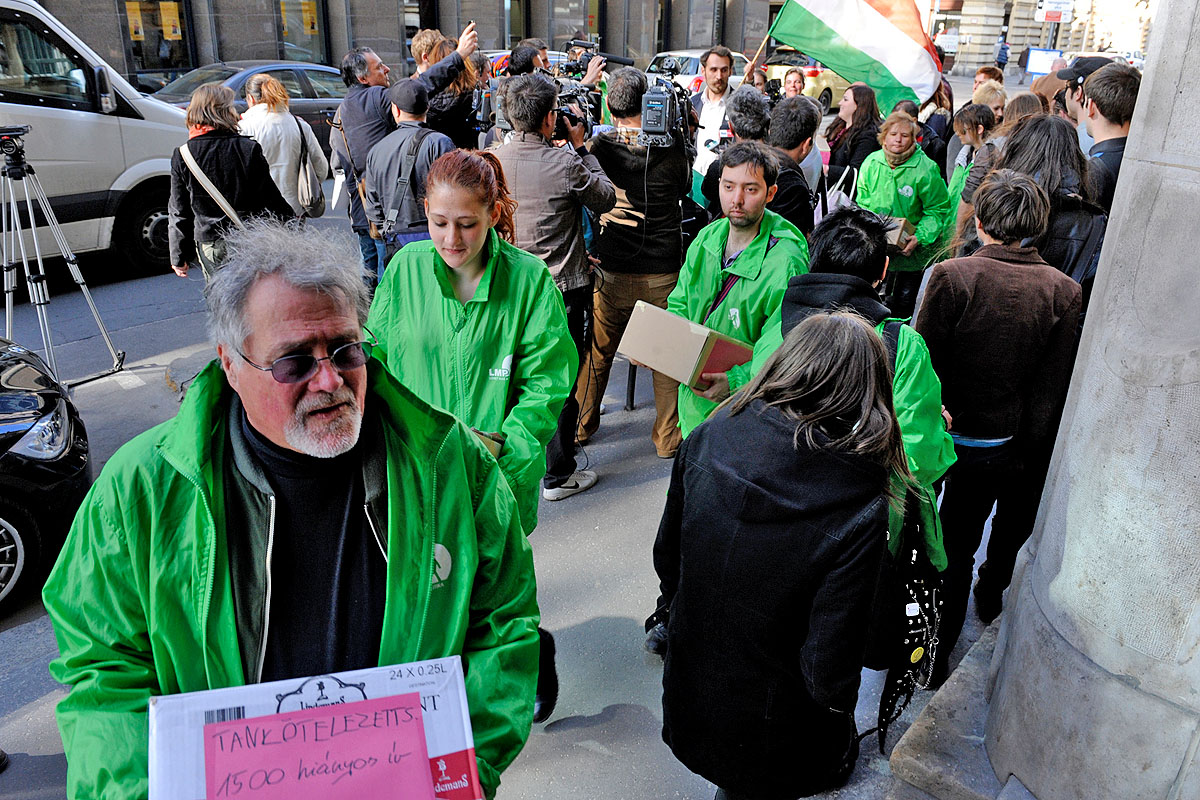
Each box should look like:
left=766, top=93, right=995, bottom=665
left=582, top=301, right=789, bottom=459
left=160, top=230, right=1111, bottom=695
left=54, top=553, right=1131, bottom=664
left=283, top=389, right=363, bottom=458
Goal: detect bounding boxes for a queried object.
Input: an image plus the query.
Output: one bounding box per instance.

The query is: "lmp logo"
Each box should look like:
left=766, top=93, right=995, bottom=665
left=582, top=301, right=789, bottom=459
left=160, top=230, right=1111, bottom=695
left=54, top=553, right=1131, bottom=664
left=899, top=184, right=915, bottom=197
left=728, top=307, right=741, bottom=329
left=488, top=354, right=513, bottom=380
left=431, top=543, right=452, bottom=588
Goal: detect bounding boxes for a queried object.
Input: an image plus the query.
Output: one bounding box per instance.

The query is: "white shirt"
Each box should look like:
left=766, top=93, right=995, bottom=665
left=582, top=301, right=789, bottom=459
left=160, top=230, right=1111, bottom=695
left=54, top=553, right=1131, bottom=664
left=693, top=87, right=730, bottom=175
left=238, top=104, right=330, bottom=216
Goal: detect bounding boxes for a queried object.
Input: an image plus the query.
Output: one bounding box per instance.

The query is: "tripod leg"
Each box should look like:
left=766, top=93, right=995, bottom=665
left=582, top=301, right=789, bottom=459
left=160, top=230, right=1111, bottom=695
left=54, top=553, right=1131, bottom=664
left=17, top=177, right=59, bottom=379
left=25, top=172, right=124, bottom=372
left=2, top=174, right=16, bottom=342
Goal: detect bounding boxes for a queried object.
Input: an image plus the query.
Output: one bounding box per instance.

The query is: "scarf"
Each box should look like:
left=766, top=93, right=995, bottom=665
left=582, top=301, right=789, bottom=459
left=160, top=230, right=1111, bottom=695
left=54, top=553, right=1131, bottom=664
left=884, top=141, right=919, bottom=168
left=188, top=125, right=217, bottom=139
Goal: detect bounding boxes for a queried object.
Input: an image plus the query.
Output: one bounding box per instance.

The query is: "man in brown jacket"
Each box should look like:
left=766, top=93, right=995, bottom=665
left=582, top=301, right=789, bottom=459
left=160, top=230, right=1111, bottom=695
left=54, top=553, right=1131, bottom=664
left=915, top=169, right=1081, bottom=685
left=493, top=73, right=616, bottom=501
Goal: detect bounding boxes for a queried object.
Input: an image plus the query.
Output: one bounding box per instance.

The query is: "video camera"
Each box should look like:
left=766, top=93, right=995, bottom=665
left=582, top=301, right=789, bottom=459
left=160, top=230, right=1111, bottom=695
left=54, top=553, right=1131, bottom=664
left=558, top=39, right=636, bottom=79
left=638, top=57, right=694, bottom=156
left=553, top=79, right=597, bottom=141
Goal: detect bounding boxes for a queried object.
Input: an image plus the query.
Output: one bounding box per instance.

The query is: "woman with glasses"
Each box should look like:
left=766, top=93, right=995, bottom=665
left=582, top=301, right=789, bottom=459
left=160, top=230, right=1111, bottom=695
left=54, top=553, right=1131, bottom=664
left=653, top=310, right=909, bottom=799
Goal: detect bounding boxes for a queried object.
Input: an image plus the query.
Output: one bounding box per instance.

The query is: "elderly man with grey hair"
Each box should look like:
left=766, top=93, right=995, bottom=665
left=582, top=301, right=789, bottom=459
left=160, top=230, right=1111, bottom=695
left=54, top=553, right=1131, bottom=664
left=43, top=222, right=541, bottom=800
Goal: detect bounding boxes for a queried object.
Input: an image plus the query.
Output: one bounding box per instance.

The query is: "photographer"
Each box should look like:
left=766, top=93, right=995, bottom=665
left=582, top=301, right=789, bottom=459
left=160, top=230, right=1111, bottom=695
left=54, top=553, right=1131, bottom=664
left=493, top=73, right=615, bottom=501
left=576, top=67, right=693, bottom=458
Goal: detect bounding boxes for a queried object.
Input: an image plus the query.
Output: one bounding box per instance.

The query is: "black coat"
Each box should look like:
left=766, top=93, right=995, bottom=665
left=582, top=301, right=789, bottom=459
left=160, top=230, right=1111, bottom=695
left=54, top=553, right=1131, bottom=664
left=168, top=130, right=293, bottom=267
left=826, top=122, right=881, bottom=196
left=655, top=400, right=889, bottom=798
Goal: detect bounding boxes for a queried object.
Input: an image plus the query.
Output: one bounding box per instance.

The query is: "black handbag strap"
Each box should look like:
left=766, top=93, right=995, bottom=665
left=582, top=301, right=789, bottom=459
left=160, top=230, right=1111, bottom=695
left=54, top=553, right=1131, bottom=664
left=294, top=115, right=308, bottom=165
left=704, top=236, right=779, bottom=325
left=882, top=320, right=904, bottom=374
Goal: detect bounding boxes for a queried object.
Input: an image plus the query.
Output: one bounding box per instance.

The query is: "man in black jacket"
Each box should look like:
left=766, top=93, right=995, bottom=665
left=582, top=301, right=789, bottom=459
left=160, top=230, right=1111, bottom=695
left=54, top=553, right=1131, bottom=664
left=364, top=79, right=455, bottom=271
left=766, top=96, right=820, bottom=236
left=576, top=67, right=692, bottom=459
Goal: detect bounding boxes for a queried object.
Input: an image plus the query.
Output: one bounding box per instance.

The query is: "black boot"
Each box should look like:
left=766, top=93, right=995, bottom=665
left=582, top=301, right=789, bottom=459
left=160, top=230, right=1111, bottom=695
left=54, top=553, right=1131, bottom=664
left=533, top=628, right=559, bottom=724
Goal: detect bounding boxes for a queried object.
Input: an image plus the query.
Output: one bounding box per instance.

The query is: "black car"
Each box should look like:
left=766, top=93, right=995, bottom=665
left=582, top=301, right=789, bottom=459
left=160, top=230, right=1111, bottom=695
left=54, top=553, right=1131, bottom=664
left=152, top=60, right=347, bottom=158
left=0, top=338, right=91, bottom=614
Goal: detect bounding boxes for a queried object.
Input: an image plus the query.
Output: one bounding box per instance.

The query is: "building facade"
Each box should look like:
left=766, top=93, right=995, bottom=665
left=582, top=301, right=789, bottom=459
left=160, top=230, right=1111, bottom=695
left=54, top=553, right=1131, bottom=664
left=45, top=0, right=771, bottom=91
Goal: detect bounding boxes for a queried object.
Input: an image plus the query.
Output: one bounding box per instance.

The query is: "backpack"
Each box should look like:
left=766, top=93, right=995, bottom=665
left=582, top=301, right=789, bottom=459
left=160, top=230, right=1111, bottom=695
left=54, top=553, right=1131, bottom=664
left=381, top=127, right=435, bottom=239
left=857, top=320, right=945, bottom=754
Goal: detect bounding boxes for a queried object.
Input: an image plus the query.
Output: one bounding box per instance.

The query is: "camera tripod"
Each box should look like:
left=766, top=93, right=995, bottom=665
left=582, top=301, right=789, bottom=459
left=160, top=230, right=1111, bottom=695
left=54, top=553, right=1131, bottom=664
left=0, top=125, right=124, bottom=384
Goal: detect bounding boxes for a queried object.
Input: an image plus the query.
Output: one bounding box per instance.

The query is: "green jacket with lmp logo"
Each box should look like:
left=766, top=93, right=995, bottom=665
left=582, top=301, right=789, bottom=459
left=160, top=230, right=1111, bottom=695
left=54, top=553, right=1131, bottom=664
left=855, top=148, right=953, bottom=271
left=43, top=361, right=540, bottom=800
left=667, top=209, right=809, bottom=438
left=367, top=230, right=577, bottom=534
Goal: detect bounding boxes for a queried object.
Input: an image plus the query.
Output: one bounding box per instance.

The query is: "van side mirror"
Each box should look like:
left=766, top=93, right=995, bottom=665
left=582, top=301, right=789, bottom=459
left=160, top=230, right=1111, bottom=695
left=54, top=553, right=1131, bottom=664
left=93, top=66, right=117, bottom=113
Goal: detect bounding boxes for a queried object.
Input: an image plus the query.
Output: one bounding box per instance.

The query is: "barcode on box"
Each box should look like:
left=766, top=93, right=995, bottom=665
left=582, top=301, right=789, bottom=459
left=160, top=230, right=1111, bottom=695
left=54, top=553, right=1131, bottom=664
left=203, top=707, right=246, bottom=725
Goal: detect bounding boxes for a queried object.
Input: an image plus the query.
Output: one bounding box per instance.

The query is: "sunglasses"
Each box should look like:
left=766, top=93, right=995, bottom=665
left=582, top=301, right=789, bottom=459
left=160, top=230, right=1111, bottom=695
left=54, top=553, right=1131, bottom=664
left=239, top=337, right=374, bottom=384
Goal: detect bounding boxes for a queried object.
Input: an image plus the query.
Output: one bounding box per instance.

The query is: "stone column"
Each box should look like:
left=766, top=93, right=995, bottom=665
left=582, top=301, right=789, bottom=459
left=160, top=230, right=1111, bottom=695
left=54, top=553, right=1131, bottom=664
left=984, top=2, right=1200, bottom=797
left=950, top=0, right=1006, bottom=76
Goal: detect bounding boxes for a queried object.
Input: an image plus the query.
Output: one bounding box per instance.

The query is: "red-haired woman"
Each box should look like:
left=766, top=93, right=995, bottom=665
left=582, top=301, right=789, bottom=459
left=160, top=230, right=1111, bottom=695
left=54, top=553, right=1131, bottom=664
left=366, top=148, right=577, bottom=722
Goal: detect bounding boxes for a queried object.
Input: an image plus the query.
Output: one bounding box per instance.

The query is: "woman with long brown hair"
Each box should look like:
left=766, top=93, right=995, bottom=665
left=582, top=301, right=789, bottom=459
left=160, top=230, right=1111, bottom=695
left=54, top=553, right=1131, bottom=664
left=425, top=36, right=480, bottom=147
left=653, top=310, right=909, bottom=799
left=825, top=82, right=883, bottom=192
left=366, top=148, right=578, bottom=723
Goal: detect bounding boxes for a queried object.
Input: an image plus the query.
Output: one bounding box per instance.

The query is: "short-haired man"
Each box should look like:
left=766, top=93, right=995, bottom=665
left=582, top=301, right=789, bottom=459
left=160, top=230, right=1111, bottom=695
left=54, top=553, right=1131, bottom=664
left=691, top=45, right=735, bottom=177
left=410, top=22, right=479, bottom=94
left=766, top=95, right=821, bottom=235
left=1082, top=61, right=1141, bottom=213
left=746, top=205, right=956, bottom=598
left=700, top=84, right=770, bottom=210
left=493, top=73, right=616, bottom=499
left=576, top=66, right=693, bottom=458
left=364, top=79, right=455, bottom=269
left=974, top=65, right=1003, bottom=91
left=43, top=223, right=540, bottom=799
left=507, top=45, right=540, bottom=76
left=667, top=141, right=809, bottom=437
left=331, top=46, right=395, bottom=277
left=517, top=37, right=550, bottom=69
left=916, top=169, right=1082, bottom=684
left=1056, top=56, right=1112, bottom=152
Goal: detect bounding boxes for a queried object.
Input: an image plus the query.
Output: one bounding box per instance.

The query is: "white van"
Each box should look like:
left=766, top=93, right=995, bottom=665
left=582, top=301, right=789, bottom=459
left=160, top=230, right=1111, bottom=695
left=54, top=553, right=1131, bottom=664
left=0, top=0, right=186, bottom=271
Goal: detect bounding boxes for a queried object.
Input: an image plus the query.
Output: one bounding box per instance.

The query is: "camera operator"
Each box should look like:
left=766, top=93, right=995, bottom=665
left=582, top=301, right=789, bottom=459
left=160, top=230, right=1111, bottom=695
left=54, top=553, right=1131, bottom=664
left=575, top=67, right=692, bottom=458
left=700, top=84, right=770, bottom=210
left=493, top=73, right=615, bottom=501
left=517, top=38, right=550, bottom=70
left=766, top=95, right=821, bottom=236
left=691, top=45, right=735, bottom=176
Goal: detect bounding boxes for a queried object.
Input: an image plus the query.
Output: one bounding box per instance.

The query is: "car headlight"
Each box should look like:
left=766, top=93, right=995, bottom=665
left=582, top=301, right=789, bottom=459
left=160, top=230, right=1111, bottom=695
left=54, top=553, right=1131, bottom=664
left=10, top=398, right=70, bottom=460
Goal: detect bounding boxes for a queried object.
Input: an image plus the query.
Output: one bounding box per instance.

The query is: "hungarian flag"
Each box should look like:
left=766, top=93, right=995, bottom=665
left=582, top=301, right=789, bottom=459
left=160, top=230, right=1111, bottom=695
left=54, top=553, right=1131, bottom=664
left=767, top=0, right=943, bottom=111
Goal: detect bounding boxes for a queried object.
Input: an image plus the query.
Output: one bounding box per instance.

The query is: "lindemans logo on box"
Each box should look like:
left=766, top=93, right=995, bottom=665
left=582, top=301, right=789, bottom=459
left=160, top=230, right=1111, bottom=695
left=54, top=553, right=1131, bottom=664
left=275, top=675, right=368, bottom=713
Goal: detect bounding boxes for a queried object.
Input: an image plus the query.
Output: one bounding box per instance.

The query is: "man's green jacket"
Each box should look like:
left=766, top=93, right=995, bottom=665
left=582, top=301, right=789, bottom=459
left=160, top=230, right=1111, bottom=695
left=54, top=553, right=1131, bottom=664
left=856, top=148, right=952, bottom=271
left=750, top=304, right=955, bottom=569
left=368, top=230, right=577, bottom=534
left=667, top=209, right=809, bottom=437
left=43, top=360, right=540, bottom=799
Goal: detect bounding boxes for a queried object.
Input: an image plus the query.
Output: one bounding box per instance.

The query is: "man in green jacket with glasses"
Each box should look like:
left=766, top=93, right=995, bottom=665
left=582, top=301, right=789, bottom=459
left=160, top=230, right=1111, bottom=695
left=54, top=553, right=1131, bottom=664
left=43, top=222, right=540, bottom=800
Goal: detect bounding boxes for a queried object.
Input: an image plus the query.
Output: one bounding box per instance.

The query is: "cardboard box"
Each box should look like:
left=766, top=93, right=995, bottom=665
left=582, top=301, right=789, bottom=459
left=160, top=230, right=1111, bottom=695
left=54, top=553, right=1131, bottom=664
left=884, top=217, right=915, bottom=249
left=617, top=301, right=754, bottom=388
left=148, top=656, right=482, bottom=800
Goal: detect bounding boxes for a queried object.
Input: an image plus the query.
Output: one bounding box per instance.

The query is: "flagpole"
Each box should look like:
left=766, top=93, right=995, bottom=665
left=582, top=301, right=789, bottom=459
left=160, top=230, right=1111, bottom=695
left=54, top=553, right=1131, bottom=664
left=746, top=15, right=778, bottom=73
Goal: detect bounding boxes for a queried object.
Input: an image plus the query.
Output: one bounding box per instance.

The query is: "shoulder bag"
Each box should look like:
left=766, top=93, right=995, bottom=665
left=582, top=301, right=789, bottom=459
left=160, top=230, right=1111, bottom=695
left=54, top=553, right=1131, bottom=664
left=179, top=143, right=244, bottom=229
left=813, top=166, right=857, bottom=228
left=294, top=116, right=325, bottom=218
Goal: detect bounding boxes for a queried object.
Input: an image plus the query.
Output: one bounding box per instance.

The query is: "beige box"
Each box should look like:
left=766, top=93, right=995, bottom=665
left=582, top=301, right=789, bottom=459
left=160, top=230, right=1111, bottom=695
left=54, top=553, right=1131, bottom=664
left=617, top=301, right=754, bottom=388
left=884, top=216, right=916, bottom=249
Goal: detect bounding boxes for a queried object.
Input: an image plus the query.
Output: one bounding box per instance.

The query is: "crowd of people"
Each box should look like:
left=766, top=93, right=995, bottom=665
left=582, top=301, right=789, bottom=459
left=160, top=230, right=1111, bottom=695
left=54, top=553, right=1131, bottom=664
left=46, top=27, right=1143, bottom=799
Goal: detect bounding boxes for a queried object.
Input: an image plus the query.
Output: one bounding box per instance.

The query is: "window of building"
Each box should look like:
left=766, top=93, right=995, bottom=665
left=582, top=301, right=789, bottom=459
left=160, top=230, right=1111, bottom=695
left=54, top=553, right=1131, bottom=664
left=278, top=0, right=329, bottom=64
left=0, top=10, right=91, bottom=109
left=120, top=1, right=197, bottom=93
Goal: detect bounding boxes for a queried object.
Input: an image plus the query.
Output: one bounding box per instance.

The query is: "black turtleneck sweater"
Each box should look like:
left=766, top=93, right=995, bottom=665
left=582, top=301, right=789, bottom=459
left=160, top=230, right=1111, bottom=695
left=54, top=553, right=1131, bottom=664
left=240, top=412, right=386, bottom=682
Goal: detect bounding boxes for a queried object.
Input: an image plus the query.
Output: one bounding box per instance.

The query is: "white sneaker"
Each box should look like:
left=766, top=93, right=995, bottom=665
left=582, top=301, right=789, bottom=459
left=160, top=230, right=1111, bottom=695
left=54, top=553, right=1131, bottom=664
left=542, top=470, right=598, bottom=501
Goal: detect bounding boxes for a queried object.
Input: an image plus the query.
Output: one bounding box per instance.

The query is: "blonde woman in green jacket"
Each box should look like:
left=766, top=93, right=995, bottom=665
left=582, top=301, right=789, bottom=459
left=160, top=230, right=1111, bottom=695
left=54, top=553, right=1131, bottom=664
left=855, top=111, right=952, bottom=317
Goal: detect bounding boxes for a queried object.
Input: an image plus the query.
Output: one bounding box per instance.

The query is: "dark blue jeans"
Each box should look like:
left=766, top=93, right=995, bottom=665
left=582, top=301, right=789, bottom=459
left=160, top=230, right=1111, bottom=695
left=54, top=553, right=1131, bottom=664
left=356, top=231, right=386, bottom=283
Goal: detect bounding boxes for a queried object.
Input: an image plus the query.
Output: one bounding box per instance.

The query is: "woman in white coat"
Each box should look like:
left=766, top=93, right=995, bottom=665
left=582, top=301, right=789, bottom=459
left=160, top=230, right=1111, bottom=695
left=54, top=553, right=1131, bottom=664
left=238, top=73, right=329, bottom=217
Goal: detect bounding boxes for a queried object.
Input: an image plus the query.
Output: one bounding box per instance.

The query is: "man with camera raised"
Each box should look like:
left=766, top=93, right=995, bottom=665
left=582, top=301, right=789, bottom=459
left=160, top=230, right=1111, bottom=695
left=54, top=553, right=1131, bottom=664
left=492, top=72, right=615, bottom=500
left=575, top=67, right=693, bottom=459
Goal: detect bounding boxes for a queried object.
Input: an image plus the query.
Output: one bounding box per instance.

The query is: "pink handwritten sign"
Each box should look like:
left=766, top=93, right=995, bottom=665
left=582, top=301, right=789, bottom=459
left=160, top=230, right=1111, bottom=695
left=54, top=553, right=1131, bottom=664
left=203, top=692, right=436, bottom=799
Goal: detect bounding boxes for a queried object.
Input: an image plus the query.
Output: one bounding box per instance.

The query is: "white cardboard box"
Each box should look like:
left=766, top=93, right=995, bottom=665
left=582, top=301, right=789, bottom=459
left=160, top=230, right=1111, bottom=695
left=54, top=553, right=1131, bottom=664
left=148, top=656, right=482, bottom=800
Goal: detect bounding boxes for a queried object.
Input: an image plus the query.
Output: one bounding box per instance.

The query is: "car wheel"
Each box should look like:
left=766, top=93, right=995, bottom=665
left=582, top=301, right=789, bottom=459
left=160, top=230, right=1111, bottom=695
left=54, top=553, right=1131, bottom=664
left=819, top=88, right=833, bottom=115
left=0, top=499, right=41, bottom=613
left=115, top=188, right=171, bottom=274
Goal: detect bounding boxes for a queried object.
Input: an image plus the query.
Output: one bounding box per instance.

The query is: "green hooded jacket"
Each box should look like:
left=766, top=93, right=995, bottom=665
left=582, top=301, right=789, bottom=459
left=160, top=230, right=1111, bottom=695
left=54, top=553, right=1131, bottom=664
left=750, top=302, right=955, bottom=570
left=856, top=148, right=952, bottom=271
left=43, top=361, right=540, bottom=799
left=667, top=209, right=809, bottom=437
left=367, top=230, right=577, bottom=534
